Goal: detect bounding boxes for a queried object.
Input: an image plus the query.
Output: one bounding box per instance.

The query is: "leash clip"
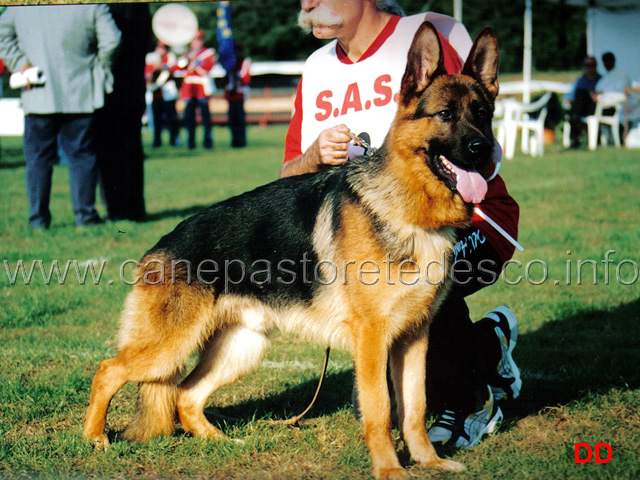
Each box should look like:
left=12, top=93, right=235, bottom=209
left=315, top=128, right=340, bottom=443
left=349, top=132, right=377, bottom=156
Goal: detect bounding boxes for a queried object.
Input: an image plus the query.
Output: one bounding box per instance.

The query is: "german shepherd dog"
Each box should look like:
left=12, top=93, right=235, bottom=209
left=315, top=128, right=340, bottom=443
left=85, top=22, right=499, bottom=479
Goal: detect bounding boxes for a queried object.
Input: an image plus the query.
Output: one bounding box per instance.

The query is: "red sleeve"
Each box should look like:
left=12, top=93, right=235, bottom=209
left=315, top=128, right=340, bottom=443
left=144, top=63, right=155, bottom=81
left=437, top=31, right=464, bottom=75
left=284, top=77, right=304, bottom=163
left=199, top=49, right=216, bottom=72
left=239, top=58, right=251, bottom=86
left=471, top=175, right=520, bottom=264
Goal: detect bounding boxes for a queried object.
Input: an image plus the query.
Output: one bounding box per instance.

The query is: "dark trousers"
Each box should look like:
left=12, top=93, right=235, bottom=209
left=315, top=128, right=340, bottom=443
left=569, top=89, right=597, bottom=143
left=228, top=99, right=247, bottom=147
left=95, top=99, right=146, bottom=222
left=425, top=226, right=505, bottom=414
left=152, top=98, right=179, bottom=147
left=23, top=113, right=100, bottom=228
left=184, top=97, right=213, bottom=149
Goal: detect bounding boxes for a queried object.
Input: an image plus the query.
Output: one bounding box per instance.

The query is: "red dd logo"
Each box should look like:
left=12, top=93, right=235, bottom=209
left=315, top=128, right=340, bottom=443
left=574, top=443, right=612, bottom=463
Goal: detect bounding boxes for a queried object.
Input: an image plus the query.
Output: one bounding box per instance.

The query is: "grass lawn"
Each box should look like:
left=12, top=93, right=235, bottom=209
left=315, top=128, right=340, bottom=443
left=1, top=124, right=639, bottom=479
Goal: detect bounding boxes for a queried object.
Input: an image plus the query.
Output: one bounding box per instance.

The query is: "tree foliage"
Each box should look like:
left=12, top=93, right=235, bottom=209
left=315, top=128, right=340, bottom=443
left=409, top=0, right=587, bottom=72
left=151, top=0, right=587, bottom=73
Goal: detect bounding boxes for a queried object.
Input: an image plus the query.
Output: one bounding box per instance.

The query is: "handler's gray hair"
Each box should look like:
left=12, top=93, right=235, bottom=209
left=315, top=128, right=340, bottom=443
left=374, top=0, right=405, bottom=16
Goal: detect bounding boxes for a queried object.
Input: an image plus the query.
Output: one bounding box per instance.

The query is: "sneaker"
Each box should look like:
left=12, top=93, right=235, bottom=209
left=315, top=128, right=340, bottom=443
left=485, top=306, right=521, bottom=401
left=428, top=388, right=503, bottom=448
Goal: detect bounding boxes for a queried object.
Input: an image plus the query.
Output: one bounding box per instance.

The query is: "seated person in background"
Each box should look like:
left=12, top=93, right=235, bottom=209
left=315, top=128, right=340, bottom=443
left=595, top=51, right=630, bottom=103
left=594, top=52, right=630, bottom=143
left=565, top=56, right=601, bottom=148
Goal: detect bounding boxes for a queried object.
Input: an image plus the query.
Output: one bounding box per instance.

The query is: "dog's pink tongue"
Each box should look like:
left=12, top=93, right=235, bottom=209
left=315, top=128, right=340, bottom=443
left=448, top=161, right=488, bottom=204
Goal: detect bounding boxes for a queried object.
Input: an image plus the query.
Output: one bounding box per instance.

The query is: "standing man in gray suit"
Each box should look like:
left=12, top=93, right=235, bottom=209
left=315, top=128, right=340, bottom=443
left=0, top=5, right=121, bottom=228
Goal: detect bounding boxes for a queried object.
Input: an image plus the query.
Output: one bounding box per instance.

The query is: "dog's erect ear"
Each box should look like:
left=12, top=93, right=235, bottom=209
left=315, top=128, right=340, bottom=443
left=400, top=22, right=446, bottom=104
left=461, top=27, right=499, bottom=99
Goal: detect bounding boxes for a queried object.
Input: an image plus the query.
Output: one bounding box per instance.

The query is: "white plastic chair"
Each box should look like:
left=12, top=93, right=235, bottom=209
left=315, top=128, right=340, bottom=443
left=500, top=92, right=552, bottom=159
left=493, top=100, right=506, bottom=148
left=562, top=93, right=625, bottom=150
left=586, top=94, right=625, bottom=150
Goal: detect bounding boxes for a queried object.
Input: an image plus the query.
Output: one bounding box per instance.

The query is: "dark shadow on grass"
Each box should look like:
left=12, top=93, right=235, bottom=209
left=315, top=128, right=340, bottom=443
left=210, top=370, right=355, bottom=428
left=501, top=296, right=640, bottom=424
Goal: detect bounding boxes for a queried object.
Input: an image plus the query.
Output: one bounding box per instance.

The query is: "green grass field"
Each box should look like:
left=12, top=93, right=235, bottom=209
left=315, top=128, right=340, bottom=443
left=1, top=125, right=639, bottom=479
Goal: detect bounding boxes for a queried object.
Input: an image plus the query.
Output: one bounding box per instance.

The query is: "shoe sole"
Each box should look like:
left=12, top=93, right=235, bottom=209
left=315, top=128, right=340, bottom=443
left=467, top=406, right=504, bottom=448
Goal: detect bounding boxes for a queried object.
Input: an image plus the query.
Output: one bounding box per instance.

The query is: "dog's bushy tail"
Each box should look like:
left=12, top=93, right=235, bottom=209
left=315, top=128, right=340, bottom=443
left=123, top=379, right=179, bottom=442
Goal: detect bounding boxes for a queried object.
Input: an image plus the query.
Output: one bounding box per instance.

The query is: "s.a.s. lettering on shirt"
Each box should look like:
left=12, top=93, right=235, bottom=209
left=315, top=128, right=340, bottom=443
left=314, top=73, right=399, bottom=122
left=300, top=54, right=406, bottom=153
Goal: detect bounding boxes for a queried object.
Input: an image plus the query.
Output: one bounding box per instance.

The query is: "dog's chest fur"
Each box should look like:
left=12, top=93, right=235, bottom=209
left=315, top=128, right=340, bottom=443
left=222, top=191, right=457, bottom=352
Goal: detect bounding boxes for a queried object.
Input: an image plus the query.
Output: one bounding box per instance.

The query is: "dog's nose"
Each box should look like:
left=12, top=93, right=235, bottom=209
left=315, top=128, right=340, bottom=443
left=467, top=137, right=493, bottom=157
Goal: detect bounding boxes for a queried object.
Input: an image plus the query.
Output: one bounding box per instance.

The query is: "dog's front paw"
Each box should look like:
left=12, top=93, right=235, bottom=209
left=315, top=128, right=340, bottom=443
left=431, top=458, right=465, bottom=472
left=375, top=466, right=411, bottom=480
left=86, top=433, right=109, bottom=451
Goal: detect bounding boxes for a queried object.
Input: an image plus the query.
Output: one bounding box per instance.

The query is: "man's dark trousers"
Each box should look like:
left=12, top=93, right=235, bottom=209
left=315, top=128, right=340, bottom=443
left=24, top=113, right=101, bottom=228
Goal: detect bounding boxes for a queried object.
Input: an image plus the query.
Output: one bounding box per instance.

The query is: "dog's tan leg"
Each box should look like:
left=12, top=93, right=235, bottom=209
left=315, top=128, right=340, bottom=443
left=352, top=322, right=408, bottom=480
left=177, top=325, right=269, bottom=439
left=84, top=357, right=129, bottom=448
left=390, top=333, right=465, bottom=473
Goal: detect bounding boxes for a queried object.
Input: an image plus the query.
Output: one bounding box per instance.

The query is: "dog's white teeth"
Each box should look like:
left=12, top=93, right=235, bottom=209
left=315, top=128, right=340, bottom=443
left=441, top=157, right=454, bottom=173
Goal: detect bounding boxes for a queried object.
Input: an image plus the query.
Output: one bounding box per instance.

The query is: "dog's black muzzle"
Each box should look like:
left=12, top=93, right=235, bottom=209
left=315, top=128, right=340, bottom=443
left=467, top=137, right=493, bottom=169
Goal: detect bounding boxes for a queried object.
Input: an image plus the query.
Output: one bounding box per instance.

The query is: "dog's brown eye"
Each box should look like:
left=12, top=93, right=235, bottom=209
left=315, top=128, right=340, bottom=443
left=437, top=110, right=451, bottom=120
left=478, top=109, right=489, bottom=121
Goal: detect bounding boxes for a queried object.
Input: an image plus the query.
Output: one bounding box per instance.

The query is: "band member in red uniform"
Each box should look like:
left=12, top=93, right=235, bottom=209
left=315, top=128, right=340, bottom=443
left=179, top=30, right=216, bottom=150
left=146, top=41, right=180, bottom=148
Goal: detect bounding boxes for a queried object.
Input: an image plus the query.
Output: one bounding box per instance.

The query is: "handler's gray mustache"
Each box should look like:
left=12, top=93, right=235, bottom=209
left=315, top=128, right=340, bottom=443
left=297, top=4, right=343, bottom=32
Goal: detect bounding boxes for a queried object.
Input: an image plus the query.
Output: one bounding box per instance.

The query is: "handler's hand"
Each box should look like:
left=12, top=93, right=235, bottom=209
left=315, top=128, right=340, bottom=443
left=311, top=124, right=352, bottom=167
left=279, top=124, right=353, bottom=178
